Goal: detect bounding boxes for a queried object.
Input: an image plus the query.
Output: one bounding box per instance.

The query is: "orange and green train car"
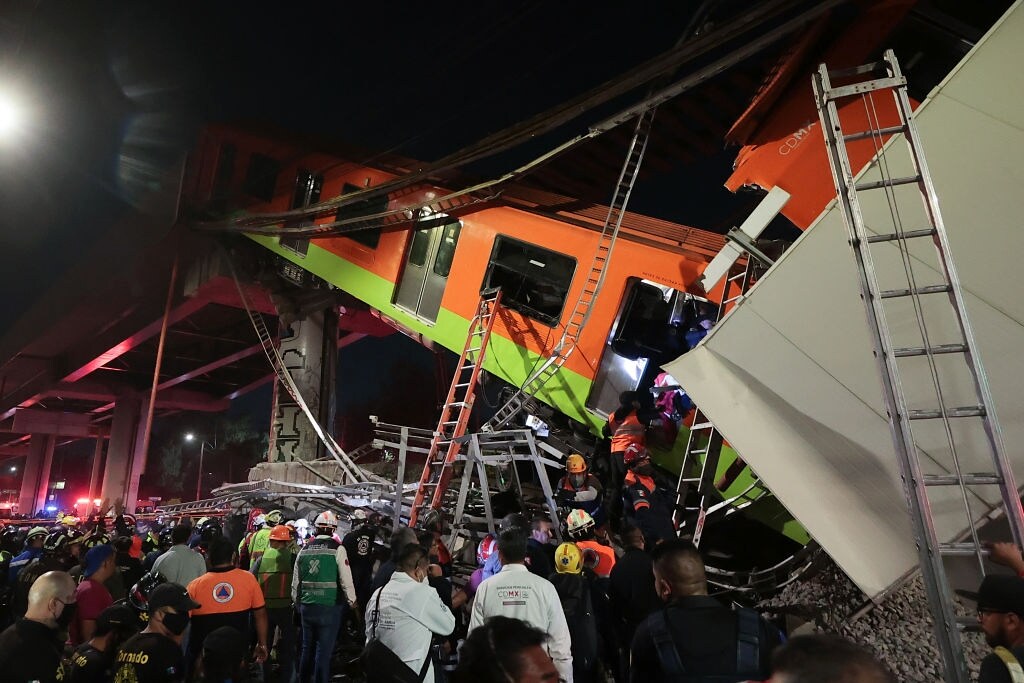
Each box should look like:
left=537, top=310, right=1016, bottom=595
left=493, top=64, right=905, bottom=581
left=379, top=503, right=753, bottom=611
left=184, top=124, right=809, bottom=548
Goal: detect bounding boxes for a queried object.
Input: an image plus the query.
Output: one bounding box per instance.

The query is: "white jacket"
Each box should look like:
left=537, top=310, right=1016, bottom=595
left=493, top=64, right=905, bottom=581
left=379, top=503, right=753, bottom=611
left=468, top=563, right=573, bottom=683
left=365, top=571, right=455, bottom=682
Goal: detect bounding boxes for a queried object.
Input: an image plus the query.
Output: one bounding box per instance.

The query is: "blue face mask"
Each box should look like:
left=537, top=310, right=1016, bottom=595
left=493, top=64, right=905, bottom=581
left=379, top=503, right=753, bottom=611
left=531, top=529, right=551, bottom=545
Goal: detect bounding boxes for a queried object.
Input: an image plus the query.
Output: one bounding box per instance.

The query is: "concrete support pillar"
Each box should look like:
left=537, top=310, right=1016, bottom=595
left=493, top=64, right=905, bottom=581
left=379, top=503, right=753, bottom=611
left=87, top=435, right=106, bottom=508
left=268, top=307, right=338, bottom=462
left=18, top=435, right=55, bottom=515
left=101, top=397, right=148, bottom=511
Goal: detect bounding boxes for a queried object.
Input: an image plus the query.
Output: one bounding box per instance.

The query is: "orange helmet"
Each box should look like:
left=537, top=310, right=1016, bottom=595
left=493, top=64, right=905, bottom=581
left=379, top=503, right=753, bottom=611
left=566, top=454, right=587, bottom=475
left=269, top=525, right=292, bottom=542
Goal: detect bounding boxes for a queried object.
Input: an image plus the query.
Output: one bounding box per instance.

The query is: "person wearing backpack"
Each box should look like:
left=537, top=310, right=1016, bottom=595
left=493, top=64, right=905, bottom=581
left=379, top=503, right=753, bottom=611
left=629, top=539, right=779, bottom=682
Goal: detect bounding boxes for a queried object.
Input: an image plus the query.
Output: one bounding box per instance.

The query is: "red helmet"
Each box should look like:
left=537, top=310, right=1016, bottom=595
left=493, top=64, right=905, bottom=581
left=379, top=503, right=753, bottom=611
left=477, top=534, right=497, bottom=566
left=623, top=443, right=648, bottom=466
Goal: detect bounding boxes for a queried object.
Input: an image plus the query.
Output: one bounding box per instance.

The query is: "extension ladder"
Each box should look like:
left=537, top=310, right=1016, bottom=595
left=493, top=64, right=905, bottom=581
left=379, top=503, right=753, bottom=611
left=409, top=288, right=503, bottom=527
left=814, top=49, right=1024, bottom=683
left=674, top=259, right=757, bottom=545
left=484, top=110, right=655, bottom=431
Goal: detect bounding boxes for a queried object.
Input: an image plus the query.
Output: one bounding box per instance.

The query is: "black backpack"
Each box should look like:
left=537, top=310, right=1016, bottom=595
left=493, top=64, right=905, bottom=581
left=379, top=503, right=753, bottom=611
left=649, top=606, right=763, bottom=682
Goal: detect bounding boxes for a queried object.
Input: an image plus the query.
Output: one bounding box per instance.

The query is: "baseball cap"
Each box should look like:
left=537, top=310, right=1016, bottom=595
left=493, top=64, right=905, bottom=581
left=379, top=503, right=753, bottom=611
left=83, top=544, right=115, bottom=577
left=95, top=604, right=142, bottom=636
left=148, top=582, right=201, bottom=612
left=957, top=575, right=1024, bottom=617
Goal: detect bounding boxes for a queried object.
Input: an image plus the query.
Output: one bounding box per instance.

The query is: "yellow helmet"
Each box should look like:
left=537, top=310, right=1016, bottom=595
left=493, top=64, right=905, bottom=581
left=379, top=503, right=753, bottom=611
left=566, top=454, right=587, bottom=475
left=554, top=542, right=583, bottom=574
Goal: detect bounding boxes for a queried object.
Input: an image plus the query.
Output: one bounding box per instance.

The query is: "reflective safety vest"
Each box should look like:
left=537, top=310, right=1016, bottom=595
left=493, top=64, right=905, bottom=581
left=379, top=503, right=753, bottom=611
left=296, top=537, right=341, bottom=606
left=609, top=411, right=646, bottom=453
left=246, top=528, right=272, bottom=569
left=256, top=546, right=293, bottom=609
left=576, top=540, right=616, bottom=578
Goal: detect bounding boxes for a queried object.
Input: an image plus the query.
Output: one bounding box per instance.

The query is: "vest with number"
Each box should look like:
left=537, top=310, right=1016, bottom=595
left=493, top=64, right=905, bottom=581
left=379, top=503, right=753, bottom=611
left=256, top=546, right=293, bottom=609
left=297, top=537, right=341, bottom=606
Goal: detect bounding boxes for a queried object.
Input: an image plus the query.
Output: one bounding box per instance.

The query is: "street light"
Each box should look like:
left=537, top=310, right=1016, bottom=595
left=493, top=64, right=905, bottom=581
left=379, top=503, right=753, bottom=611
left=184, top=433, right=216, bottom=501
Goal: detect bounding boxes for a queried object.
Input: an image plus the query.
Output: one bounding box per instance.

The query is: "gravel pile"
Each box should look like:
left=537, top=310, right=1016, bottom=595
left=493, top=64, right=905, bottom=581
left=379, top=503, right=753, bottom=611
left=759, top=558, right=990, bottom=681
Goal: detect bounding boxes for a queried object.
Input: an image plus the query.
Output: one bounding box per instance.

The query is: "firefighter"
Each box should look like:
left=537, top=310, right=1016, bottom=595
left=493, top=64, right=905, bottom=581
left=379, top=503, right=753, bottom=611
left=241, top=509, right=283, bottom=570
left=604, top=391, right=659, bottom=528
left=622, top=444, right=675, bottom=545
left=565, top=509, right=616, bottom=578
left=12, top=528, right=82, bottom=618
left=556, top=453, right=605, bottom=527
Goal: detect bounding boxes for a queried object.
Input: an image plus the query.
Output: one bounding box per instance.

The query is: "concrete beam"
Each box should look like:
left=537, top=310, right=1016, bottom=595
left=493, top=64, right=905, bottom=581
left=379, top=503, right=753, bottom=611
left=19, top=435, right=54, bottom=515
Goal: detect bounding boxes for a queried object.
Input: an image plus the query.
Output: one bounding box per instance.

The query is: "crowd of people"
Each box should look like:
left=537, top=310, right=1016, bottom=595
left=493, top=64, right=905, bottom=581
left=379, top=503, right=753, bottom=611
left=0, top=387, right=1017, bottom=682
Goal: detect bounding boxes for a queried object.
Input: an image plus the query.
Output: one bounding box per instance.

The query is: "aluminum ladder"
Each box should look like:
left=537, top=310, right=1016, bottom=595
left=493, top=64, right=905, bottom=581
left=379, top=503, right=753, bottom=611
left=814, top=49, right=1024, bottom=683
left=673, top=259, right=757, bottom=546
left=483, top=110, right=655, bottom=432
left=409, top=288, right=503, bottom=527
left=449, top=430, right=565, bottom=544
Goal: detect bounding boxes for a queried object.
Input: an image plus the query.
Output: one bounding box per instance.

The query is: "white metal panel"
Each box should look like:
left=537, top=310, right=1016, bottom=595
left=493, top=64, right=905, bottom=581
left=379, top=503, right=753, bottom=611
left=664, top=1, right=1024, bottom=599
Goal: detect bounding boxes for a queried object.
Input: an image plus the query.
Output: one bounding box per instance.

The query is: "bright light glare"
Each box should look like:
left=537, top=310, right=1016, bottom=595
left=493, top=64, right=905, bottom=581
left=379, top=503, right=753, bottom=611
left=184, top=432, right=195, bottom=442
left=0, top=91, right=22, bottom=137
left=8, top=466, right=15, bottom=472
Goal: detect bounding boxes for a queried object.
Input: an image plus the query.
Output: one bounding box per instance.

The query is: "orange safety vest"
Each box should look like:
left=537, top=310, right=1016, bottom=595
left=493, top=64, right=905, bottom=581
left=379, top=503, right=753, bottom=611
left=608, top=411, right=646, bottom=453
left=624, top=469, right=656, bottom=511
left=576, top=540, right=616, bottom=578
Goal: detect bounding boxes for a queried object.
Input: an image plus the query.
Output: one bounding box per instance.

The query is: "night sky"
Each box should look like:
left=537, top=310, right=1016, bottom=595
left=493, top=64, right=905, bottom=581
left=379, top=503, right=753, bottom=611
left=0, top=2, right=746, bottom=497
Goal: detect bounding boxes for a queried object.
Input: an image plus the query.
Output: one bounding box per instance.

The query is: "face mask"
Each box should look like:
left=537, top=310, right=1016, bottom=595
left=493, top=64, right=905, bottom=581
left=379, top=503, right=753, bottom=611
left=55, top=599, right=77, bottom=630
left=531, top=529, right=551, bottom=545
left=570, top=474, right=586, bottom=489
left=162, top=610, right=190, bottom=636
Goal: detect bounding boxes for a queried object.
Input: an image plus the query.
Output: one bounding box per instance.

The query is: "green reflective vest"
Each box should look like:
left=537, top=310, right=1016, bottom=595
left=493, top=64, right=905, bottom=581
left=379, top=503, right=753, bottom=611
left=296, top=538, right=341, bottom=606
left=256, top=546, right=293, bottom=609
left=247, top=528, right=272, bottom=568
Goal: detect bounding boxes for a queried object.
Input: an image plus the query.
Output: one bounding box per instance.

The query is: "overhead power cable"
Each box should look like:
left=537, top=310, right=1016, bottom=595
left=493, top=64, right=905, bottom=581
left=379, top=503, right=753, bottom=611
left=198, top=0, right=844, bottom=239
left=197, top=0, right=843, bottom=233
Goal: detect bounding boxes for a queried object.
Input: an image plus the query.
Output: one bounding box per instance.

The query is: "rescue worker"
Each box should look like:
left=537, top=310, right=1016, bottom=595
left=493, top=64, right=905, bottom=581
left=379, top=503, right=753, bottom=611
left=144, top=526, right=174, bottom=573
left=604, top=391, right=659, bottom=527
left=241, top=509, right=283, bottom=570
left=0, top=570, right=77, bottom=683
left=365, top=543, right=456, bottom=682
left=622, top=445, right=675, bottom=545
left=629, top=540, right=778, bottom=682
left=292, top=510, right=357, bottom=683
left=468, top=528, right=573, bottom=682
left=252, top=524, right=296, bottom=683
left=556, top=454, right=605, bottom=527
left=608, top=524, right=660, bottom=681
left=466, top=534, right=496, bottom=600
left=342, top=508, right=377, bottom=608
left=7, top=526, right=48, bottom=583
left=548, top=542, right=598, bottom=683
left=236, top=513, right=266, bottom=569
left=12, top=527, right=82, bottom=618
left=186, top=537, right=269, bottom=671
left=960, top=574, right=1024, bottom=683
left=565, top=509, right=616, bottom=579
left=113, top=582, right=198, bottom=683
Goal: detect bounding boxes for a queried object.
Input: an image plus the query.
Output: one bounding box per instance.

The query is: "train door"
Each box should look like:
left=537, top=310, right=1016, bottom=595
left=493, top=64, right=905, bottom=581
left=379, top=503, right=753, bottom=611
left=586, top=278, right=706, bottom=417
left=394, top=218, right=462, bottom=323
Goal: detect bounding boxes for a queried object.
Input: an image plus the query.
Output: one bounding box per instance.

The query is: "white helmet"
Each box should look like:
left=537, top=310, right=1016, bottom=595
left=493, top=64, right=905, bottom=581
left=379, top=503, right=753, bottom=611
left=351, top=509, right=368, bottom=521
left=566, top=508, right=595, bottom=538
left=314, top=511, right=338, bottom=529
left=252, top=514, right=267, bottom=529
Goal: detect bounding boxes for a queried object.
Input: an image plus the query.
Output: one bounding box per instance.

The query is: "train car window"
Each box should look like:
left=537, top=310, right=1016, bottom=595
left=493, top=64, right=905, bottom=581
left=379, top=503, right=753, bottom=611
left=612, top=281, right=674, bottom=360
left=408, top=229, right=430, bottom=267
left=210, top=143, right=236, bottom=209
left=432, top=222, right=462, bottom=277
left=243, top=153, right=281, bottom=202
left=483, top=236, right=576, bottom=327
left=281, top=169, right=322, bottom=257
left=336, top=183, right=385, bottom=249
